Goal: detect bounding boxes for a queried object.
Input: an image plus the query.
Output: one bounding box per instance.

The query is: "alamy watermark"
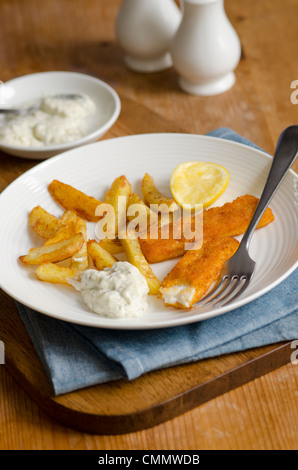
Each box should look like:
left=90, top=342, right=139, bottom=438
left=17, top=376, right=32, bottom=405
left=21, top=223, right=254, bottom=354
left=290, top=340, right=298, bottom=365
left=290, top=80, right=298, bottom=104
left=94, top=197, right=203, bottom=250
left=0, top=341, right=4, bottom=364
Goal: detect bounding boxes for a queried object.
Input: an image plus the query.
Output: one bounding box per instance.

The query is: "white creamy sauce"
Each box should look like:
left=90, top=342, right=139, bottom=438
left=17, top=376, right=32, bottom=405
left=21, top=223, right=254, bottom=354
left=0, top=94, right=96, bottom=147
left=160, top=284, right=196, bottom=308
left=70, top=262, right=149, bottom=318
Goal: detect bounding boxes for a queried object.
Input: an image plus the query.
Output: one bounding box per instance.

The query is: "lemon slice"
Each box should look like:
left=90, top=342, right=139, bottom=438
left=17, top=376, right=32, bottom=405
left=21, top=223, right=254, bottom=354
left=170, top=161, right=229, bottom=210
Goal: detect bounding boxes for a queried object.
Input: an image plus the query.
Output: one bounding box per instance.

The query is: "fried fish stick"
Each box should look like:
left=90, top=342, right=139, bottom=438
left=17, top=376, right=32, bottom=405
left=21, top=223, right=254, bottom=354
left=160, top=237, right=239, bottom=309
left=140, top=195, right=274, bottom=263
left=201, top=194, right=274, bottom=239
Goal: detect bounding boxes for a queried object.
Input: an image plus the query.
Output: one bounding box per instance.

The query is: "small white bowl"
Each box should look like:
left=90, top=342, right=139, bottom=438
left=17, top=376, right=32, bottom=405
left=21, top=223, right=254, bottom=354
left=0, top=71, right=121, bottom=159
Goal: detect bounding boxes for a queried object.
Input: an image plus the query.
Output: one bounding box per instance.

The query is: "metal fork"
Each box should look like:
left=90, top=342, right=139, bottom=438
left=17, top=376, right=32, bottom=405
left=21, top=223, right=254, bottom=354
left=199, top=125, right=298, bottom=308
left=0, top=93, right=84, bottom=116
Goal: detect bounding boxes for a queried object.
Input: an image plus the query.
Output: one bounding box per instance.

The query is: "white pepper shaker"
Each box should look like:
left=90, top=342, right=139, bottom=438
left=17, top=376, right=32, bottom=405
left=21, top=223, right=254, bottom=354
left=115, top=0, right=182, bottom=73
left=171, top=0, right=241, bottom=95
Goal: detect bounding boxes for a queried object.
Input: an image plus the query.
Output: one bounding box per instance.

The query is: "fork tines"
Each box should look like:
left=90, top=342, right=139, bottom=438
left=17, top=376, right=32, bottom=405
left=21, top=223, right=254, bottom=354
left=198, top=274, right=252, bottom=307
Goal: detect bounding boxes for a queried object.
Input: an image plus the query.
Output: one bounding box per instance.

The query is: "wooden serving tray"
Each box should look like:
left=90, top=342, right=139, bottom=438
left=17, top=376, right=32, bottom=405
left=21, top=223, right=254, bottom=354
left=0, top=96, right=293, bottom=435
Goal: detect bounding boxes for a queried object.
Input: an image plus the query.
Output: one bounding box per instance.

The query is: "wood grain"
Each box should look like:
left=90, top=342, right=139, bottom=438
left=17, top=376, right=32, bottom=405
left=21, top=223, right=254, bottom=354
left=0, top=0, right=297, bottom=450
left=0, top=285, right=294, bottom=436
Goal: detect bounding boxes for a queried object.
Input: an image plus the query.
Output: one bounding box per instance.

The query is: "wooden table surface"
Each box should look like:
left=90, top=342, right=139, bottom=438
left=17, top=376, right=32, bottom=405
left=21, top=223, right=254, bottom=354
left=0, top=0, right=297, bottom=450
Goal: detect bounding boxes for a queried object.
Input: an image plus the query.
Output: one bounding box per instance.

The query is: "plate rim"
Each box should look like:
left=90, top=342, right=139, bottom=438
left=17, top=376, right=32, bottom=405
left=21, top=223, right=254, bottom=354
left=0, top=132, right=297, bottom=330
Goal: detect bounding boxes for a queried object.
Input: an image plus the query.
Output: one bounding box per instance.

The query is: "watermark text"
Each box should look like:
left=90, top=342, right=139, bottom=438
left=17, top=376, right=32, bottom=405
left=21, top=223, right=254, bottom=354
left=94, top=199, right=203, bottom=250
left=290, top=80, right=298, bottom=104
left=0, top=341, right=4, bottom=364
left=290, top=340, right=298, bottom=365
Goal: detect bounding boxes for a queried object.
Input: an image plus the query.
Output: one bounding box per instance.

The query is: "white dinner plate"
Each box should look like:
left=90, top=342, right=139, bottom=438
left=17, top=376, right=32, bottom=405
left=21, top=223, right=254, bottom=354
left=0, top=71, right=121, bottom=159
left=0, top=133, right=297, bottom=329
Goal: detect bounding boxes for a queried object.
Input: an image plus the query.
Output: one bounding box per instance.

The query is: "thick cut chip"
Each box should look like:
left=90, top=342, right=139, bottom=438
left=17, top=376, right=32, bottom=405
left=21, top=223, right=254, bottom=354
left=103, top=175, right=132, bottom=236
left=36, top=264, right=77, bottom=285
left=121, top=234, right=160, bottom=295
left=127, top=192, right=173, bottom=237
left=142, top=173, right=178, bottom=213
left=60, top=209, right=78, bottom=225
left=99, top=238, right=124, bottom=255
left=87, top=239, right=117, bottom=270
left=127, top=193, right=154, bottom=222
left=139, top=195, right=275, bottom=263
left=29, top=205, right=63, bottom=239
left=48, top=180, right=102, bottom=222
left=19, top=233, right=84, bottom=265
left=126, top=192, right=155, bottom=236
left=44, top=218, right=77, bottom=246
left=160, top=237, right=239, bottom=308
left=104, top=175, right=132, bottom=206
left=70, top=217, right=89, bottom=271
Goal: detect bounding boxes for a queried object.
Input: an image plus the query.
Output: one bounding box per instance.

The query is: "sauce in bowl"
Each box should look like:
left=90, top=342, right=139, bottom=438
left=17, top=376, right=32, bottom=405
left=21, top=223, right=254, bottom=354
left=0, top=94, right=96, bottom=147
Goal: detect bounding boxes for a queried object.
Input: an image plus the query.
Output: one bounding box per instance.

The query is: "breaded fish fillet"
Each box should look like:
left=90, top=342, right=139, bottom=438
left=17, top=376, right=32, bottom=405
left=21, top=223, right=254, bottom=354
left=140, top=195, right=274, bottom=263
left=160, top=237, right=239, bottom=309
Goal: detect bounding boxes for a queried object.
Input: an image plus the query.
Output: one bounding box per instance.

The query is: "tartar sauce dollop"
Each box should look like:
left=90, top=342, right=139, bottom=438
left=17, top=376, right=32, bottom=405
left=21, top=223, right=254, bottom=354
left=70, top=262, right=149, bottom=319
left=0, top=94, right=96, bottom=147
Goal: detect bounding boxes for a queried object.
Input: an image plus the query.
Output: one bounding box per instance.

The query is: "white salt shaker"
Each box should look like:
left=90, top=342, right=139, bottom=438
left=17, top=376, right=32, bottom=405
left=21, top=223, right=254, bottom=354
left=115, top=0, right=182, bottom=73
left=171, top=0, right=241, bottom=95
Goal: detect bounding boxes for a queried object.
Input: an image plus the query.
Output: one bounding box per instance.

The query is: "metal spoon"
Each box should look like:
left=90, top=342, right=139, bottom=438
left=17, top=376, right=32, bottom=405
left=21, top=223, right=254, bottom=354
left=0, top=94, right=84, bottom=116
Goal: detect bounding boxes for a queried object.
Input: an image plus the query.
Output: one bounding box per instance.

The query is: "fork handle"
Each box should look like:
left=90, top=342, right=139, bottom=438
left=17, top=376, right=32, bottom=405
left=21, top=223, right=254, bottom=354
left=241, top=125, right=298, bottom=250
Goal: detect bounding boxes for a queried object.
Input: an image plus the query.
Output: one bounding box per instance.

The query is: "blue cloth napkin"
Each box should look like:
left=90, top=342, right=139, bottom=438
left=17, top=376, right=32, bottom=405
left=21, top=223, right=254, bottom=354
left=16, top=128, right=298, bottom=396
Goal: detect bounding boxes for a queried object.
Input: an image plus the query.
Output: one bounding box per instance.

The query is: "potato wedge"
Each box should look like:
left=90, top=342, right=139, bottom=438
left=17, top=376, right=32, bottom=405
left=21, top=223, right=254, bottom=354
left=142, top=173, right=178, bottom=213
left=60, top=209, right=77, bottom=224
left=104, top=175, right=132, bottom=205
left=19, top=233, right=84, bottom=265
left=70, top=217, right=89, bottom=271
left=29, top=205, right=63, bottom=239
left=44, top=219, right=77, bottom=246
left=126, top=193, right=153, bottom=221
left=48, top=180, right=102, bottom=222
left=126, top=192, right=153, bottom=237
left=120, top=234, right=160, bottom=295
left=99, top=238, right=124, bottom=255
left=127, top=192, right=177, bottom=239
left=87, top=239, right=117, bottom=270
left=103, top=175, right=132, bottom=235
left=36, top=263, right=78, bottom=285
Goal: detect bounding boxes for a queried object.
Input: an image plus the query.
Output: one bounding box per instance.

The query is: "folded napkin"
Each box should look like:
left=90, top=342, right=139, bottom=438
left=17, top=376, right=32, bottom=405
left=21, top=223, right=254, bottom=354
left=16, top=128, right=298, bottom=396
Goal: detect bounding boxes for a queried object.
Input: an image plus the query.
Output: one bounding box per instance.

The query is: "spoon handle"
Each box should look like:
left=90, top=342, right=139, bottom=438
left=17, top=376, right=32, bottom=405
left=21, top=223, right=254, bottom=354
left=0, top=108, right=27, bottom=114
